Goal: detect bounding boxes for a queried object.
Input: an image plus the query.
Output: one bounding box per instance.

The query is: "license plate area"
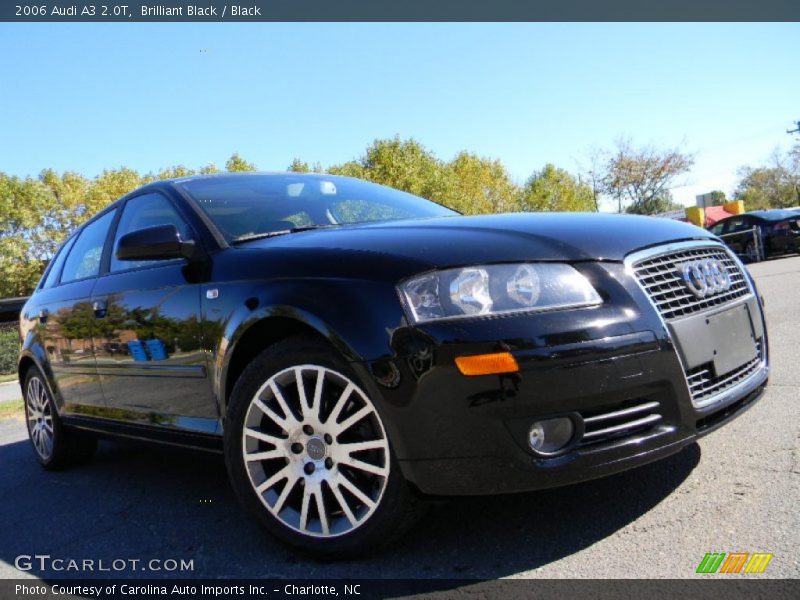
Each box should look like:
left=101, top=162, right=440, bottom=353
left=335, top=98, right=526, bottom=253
left=706, top=304, right=757, bottom=375
left=669, top=300, right=759, bottom=377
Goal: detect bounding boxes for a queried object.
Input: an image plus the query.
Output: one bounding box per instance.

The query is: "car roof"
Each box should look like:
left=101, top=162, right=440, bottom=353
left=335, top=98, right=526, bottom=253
left=747, top=209, right=800, bottom=222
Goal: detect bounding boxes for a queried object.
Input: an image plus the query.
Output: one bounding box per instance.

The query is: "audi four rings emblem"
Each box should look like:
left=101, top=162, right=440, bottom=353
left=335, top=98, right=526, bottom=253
left=678, top=259, right=732, bottom=298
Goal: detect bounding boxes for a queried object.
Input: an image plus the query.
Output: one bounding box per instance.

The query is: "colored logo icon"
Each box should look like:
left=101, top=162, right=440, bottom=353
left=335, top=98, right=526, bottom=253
left=696, top=552, right=773, bottom=574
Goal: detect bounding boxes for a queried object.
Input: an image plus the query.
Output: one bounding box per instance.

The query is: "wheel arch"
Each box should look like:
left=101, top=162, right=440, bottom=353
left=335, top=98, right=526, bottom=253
left=17, top=354, right=37, bottom=386
left=17, top=348, right=64, bottom=414
left=218, top=311, right=358, bottom=416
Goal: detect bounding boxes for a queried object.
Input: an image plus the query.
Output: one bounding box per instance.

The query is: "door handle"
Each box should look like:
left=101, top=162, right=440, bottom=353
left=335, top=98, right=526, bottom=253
left=38, top=309, right=48, bottom=323
left=92, top=300, right=108, bottom=318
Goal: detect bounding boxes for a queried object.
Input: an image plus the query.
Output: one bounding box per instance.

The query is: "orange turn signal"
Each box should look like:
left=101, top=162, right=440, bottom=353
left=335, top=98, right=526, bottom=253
left=455, top=352, right=519, bottom=376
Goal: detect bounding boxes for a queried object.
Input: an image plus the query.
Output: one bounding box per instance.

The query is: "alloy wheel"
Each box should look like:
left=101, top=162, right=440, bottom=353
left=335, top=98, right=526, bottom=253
left=26, top=377, right=54, bottom=461
left=241, top=365, right=390, bottom=538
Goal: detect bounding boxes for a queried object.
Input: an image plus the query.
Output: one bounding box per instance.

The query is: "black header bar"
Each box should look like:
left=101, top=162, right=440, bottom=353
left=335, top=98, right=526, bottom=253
left=3, top=1, right=800, bottom=22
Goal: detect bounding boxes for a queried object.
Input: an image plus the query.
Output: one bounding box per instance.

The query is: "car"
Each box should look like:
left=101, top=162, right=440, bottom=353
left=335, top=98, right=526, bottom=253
left=707, top=209, right=800, bottom=261
left=18, top=173, right=769, bottom=558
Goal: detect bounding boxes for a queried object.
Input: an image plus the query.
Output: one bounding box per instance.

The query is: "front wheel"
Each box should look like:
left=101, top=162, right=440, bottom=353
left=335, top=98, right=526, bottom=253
left=224, top=337, right=424, bottom=559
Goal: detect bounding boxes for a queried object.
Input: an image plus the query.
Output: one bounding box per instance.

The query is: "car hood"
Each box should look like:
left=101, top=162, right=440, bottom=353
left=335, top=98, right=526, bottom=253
left=248, top=212, right=714, bottom=269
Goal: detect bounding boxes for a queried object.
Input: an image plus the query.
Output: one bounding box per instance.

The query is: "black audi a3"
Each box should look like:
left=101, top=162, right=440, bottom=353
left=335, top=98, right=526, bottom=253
left=18, top=173, right=768, bottom=557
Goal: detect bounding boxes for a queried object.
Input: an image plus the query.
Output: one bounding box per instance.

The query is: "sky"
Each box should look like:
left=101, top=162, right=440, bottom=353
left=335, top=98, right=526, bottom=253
left=1, top=22, right=798, bottom=209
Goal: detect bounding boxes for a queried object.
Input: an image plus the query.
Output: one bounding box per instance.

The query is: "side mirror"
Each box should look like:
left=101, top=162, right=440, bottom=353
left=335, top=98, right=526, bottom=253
left=116, top=224, right=197, bottom=262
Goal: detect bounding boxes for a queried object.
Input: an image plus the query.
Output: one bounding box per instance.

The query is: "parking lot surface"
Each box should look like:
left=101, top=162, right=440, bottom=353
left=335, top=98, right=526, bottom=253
left=0, top=256, right=798, bottom=580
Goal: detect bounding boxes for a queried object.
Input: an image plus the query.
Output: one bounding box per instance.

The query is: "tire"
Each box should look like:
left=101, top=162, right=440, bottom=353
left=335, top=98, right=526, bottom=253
left=224, top=336, right=425, bottom=559
left=23, top=367, right=97, bottom=470
left=744, top=241, right=757, bottom=263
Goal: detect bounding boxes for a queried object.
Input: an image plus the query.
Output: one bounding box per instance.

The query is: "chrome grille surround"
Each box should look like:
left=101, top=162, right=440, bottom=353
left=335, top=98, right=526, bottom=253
left=625, top=240, right=767, bottom=409
left=629, top=245, right=749, bottom=321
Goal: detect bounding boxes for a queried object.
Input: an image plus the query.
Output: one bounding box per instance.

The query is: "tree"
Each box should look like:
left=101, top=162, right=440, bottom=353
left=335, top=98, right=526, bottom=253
left=287, top=158, right=323, bottom=173
left=329, top=137, right=452, bottom=203
left=199, top=163, right=220, bottom=174
left=0, top=173, right=66, bottom=295
left=0, top=155, right=265, bottom=296
left=578, top=148, right=605, bottom=212
left=624, top=190, right=683, bottom=215
left=734, top=148, right=800, bottom=209
left=287, top=158, right=311, bottom=173
left=443, top=152, right=521, bottom=214
left=705, top=190, right=727, bottom=205
left=225, top=153, right=256, bottom=172
left=84, top=168, right=142, bottom=214
left=602, top=138, right=694, bottom=214
left=147, top=165, right=196, bottom=181
left=522, top=164, right=596, bottom=213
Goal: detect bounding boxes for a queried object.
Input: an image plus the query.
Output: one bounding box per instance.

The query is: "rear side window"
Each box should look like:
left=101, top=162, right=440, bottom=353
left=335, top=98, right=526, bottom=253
left=110, top=193, right=194, bottom=273
left=60, top=210, right=116, bottom=283
left=709, top=223, right=725, bottom=236
left=41, top=236, right=76, bottom=289
left=724, top=217, right=746, bottom=233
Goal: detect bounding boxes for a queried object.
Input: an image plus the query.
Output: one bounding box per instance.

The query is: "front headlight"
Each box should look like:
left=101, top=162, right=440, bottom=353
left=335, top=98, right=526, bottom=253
left=399, top=263, right=602, bottom=323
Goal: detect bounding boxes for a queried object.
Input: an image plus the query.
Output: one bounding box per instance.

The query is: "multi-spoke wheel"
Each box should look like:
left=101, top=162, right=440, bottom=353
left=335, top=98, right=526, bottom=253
left=225, top=337, right=424, bottom=558
left=26, top=376, right=54, bottom=461
left=23, top=367, right=97, bottom=469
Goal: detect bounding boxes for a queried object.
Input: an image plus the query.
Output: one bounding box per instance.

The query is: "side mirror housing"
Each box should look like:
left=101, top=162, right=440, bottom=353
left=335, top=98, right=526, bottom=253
left=116, top=224, right=197, bottom=262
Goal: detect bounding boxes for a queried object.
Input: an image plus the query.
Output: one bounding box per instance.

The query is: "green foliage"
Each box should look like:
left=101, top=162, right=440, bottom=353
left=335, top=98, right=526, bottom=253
left=0, top=159, right=239, bottom=296
left=147, top=165, right=196, bottom=181
left=328, top=138, right=523, bottom=215
left=1, top=140, right=601, bottom=297
left=734, top=149, right=799, bottom=210
left=288, top=158, right=311, bottom=173
left=522, top=164, right=596, bottom=213
left=445, top=152, right=520, bottom=214
left=199, top=163, right=220, bottom=174
left=330, top=137, right=451, bottom=202
left=225, top=153, right=257, bottom=172
left=0, top=328, right=19, bottom=375
left=624, top=191, right=683, bottom=215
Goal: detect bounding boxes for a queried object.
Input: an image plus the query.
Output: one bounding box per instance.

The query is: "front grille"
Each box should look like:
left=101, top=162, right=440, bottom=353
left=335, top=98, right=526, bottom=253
left=631, top=245, right=750, bottom=321
left=579, top=400, right=662, bottom=447
left=686, top=341, right=764, bottom=405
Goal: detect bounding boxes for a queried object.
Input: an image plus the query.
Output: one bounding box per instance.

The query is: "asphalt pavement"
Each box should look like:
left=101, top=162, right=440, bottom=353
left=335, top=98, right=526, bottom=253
left=0, top=256, right=798, bottom=581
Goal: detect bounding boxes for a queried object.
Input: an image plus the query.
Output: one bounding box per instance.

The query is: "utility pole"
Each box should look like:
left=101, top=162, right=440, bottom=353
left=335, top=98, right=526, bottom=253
left=789, top=120, right=800, bottom=207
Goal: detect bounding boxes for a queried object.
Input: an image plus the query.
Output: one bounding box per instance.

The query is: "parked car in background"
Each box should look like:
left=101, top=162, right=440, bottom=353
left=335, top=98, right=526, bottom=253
left=18, top=173, right=769, bottom=558
left=708, top=209, right=800, bottom=261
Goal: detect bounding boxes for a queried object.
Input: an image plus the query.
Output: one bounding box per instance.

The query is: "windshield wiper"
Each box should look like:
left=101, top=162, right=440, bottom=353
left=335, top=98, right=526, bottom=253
left=231, top=224, right=340, bottom=244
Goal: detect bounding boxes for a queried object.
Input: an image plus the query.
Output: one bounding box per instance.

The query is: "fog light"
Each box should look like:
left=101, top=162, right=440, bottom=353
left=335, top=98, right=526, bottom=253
left=528, top=418, right=575, bottom=454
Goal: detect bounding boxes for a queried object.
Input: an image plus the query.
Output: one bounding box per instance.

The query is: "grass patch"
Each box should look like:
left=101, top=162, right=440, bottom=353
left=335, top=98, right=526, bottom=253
left=0, top=399, right=24, bottom=420
left=0, top=373, right=18, bottom=384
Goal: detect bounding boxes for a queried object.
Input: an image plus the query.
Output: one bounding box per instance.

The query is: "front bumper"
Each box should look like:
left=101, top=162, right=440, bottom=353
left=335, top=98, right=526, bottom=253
left=357, top=258, right=769, bottom=496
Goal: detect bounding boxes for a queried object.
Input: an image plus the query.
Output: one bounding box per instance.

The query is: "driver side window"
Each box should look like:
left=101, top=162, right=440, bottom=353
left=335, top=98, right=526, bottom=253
left=110, top=193, right=194, bottom=273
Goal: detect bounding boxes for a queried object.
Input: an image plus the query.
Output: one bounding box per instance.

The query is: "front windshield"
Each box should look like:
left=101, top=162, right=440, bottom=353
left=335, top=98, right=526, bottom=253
left=178, top=174, right=458, bottom=242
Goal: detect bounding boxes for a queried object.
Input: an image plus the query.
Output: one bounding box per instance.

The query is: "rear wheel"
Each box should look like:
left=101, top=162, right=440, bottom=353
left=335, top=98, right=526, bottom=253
left=24, top=367, right=97, bottom=469
left=224, top=337, right=423, bottom=558
left=744, top=241, right=758, bottom=262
